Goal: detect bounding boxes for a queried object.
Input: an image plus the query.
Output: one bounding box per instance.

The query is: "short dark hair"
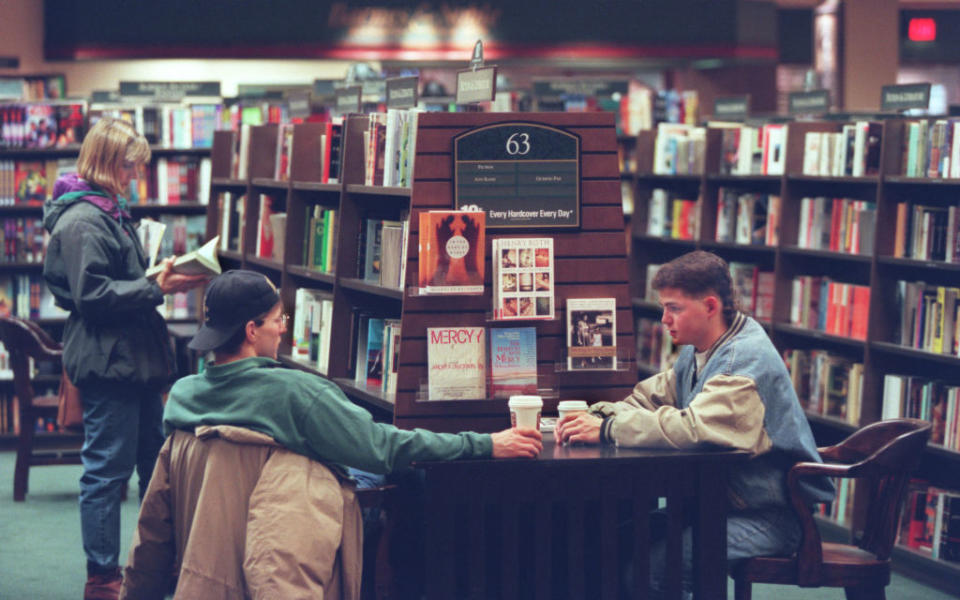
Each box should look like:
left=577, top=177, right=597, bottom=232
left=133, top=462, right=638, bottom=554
left=212, top=310, right=272, bottom=355
left=651, top=251, right=737, bottom=325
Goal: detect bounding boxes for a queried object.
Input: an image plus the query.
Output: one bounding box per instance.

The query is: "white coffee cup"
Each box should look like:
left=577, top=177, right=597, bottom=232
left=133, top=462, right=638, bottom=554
left=508, top=395, right=543, bottom=430
left=557, top=400, right=588, bottom=421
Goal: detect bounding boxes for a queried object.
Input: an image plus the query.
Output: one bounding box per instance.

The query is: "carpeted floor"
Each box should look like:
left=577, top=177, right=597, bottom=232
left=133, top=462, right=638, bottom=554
left=0, top=451, right=957, bottom=599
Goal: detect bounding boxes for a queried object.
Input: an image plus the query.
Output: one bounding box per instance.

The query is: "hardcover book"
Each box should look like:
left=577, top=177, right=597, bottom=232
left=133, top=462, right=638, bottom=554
left=418, top=210, right=485, bottom=294
left=566, top=298, right=617, bottom=370
left=489, top=327, right=538, bottom=398
left=492, top=237, right=555, bottom=320
left=427, top=326, right=486, bottom=400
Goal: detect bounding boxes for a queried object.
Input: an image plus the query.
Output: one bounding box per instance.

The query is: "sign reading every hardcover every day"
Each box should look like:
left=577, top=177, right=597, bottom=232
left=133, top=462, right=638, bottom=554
left=454, top=122, right=580, bottom=228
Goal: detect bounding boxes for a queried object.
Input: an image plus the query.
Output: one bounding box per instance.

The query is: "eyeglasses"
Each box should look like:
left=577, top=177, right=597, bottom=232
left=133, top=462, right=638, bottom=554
left=279, top=313, right=290, bottom=328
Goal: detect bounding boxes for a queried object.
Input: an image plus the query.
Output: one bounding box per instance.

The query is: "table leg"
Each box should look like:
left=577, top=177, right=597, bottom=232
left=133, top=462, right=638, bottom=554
left=693, top=464, right=727, bottom=599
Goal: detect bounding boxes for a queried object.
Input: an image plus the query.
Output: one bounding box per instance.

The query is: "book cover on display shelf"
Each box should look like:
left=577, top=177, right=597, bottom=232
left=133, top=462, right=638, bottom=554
left=566, top=298, right=617, bottom=371
left=418, top=210, right=484, bottom=294
left=427, top=326, right=485, bottom=400
left=489, top=327, right=538, bottom=399
left=492, top=237, right=554, bottom=320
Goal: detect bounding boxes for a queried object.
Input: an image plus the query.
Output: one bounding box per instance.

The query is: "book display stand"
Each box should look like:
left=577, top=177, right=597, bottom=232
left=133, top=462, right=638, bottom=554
left=625, top=117, right=960, bottom=590
left=205, top=111, right=636, bottom=435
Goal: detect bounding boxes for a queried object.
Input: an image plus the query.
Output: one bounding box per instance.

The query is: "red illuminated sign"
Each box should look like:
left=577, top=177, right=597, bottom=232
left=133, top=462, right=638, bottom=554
left=908, top=18, right=937, bottom=42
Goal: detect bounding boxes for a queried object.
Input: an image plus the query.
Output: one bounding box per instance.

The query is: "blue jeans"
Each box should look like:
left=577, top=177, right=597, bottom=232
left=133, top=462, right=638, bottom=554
left=79, top=381, right=164, bottom=573
left=647, top=506, right=802, bottom=600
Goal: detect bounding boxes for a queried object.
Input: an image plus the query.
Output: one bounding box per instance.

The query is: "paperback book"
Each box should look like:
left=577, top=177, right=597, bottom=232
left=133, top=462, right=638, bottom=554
left=427, top=326, right=486, bottom=400
left=418, top=210, right=485, bottom=294
left=145, top=236, right=222, bottom=279
left=489, top=327, right=538, bottom=398
left=566, top=298, right=617, bottom=370
left=492, top=237, right=555, bottom=320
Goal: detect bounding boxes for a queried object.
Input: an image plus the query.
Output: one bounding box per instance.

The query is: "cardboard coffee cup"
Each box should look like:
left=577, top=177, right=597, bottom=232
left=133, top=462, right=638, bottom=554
left=557, top=400, right=588, bottom=421
left=508, top=395, right=543, bottom=430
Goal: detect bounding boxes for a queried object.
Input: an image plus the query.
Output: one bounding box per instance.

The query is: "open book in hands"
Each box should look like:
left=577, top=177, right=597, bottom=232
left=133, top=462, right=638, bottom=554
left=145, top=236, right=222, bottom=280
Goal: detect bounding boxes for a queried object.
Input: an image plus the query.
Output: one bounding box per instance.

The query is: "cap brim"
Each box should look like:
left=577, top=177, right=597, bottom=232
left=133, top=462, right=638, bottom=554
left=187, top=321, right=245, bottom=353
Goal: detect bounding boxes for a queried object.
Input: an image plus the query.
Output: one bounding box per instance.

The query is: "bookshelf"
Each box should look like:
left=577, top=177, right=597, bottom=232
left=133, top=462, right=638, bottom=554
left=625, top=117, right=960, bottom=593
left=205, top=112, right=636, bottom=433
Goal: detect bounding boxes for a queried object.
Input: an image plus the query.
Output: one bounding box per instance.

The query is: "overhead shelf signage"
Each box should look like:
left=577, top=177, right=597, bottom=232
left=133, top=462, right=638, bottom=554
left=335, top=86, right=361, bottom=113
left=454, top=122, right=580, bottom=228
left=788, top=89, right=830, bottom=114
left=118, top=81, right=221, bottom=100
left=881, top=83, right=931, bottom=111
left=386, top=76, right=418, bottom=108
left=714, top=95, right=750, bottom=119
left=533, top=80, right=628, bottom=102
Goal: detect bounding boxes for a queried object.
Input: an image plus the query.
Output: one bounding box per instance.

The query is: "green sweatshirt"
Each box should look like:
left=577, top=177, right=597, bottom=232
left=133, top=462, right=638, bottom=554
left=163, top=357, right=493, bottom=473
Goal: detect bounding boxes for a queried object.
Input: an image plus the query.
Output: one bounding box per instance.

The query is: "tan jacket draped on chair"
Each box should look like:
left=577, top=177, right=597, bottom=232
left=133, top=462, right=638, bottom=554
left=120, top=425, right=363, bottom=600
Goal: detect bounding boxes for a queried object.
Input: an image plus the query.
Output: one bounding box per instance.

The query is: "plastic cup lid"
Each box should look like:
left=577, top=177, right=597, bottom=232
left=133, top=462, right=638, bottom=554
left=557, top=400, right=588, bottom=411
left=508, top=395, right=543, bottom=408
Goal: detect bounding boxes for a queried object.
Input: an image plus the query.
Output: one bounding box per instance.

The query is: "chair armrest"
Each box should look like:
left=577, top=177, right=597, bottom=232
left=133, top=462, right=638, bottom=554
left=786, top=461, right=857, bottom=587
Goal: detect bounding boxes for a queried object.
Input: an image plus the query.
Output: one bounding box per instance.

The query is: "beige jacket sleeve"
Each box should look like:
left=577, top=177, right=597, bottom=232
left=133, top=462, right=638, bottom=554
left=591, top=370, right=772, bottom=455
left=120, top=437, right=176, bottom=600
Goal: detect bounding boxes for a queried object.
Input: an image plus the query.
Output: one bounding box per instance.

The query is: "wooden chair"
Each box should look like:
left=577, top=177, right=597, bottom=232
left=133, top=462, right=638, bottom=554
left=730, top=418, right=932, bottom=600
left=0, top=315, right=82, bottom=501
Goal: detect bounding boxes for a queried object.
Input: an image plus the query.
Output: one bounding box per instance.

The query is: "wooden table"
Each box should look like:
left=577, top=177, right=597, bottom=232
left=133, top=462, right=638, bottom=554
left=415, top=433, right=749, bottom=600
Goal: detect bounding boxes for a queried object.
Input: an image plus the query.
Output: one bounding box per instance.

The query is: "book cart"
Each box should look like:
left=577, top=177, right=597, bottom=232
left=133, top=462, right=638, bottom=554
left=624, top=117, right=960, bottom=593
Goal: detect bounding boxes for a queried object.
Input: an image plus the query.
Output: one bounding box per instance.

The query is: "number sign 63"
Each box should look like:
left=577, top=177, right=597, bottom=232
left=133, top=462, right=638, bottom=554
left=505, top=132, right=531, bottom=155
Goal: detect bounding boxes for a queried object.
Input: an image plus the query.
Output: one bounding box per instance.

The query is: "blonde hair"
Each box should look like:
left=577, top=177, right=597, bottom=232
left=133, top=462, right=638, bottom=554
left=77, top=117, right=151, bottom=196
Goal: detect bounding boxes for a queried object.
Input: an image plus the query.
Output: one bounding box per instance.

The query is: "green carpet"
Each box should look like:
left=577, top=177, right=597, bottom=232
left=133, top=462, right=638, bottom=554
left=0, top=451, right=956, bottom=599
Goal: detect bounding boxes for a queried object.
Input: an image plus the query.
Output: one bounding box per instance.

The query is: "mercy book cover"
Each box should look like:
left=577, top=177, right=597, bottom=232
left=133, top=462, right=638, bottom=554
left=427, top=326, right=486, bottom=400
left=489, top=327, right=538, bottom=398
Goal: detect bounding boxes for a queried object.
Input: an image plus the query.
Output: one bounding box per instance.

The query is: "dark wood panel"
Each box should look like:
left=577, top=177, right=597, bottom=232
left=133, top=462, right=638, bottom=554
left=414, top=151, right=619, bottom=181
left=398, top=309, right=633, bottom=340
left=582, top=179, right=623, bottom=205
left=556, top=257, right=628, bottom=282
left=582, top=153, right=620, bottom=179
left=581, top=205, right=627, bottom=230
left=416, top=125, right=617, bottom=154
left=418, top=111, right=614, bottom=129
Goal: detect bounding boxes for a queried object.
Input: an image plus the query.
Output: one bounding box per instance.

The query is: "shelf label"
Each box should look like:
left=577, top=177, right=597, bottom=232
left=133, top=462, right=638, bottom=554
left=881, top=83, right=931, bottom=111
left=287, top=91, right=311, bottom=119
left=788, top=89, right=830, bottom=114
left=386, top=76, right=419, bottom=108
left=454, top=122, right=580, bottom=228
left=335, top=86, right=361, bottom=113
left=714, top=95, right=750, bottom=119
left=456, top=67, right=497, bottom=104
left=118, top=81, right=221, bottom=100
left=532, top=79, right=628, bottom=102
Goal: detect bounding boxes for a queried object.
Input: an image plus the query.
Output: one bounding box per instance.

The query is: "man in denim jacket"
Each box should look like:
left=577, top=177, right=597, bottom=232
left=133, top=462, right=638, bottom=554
left=557, top=250, right=834, bottom=599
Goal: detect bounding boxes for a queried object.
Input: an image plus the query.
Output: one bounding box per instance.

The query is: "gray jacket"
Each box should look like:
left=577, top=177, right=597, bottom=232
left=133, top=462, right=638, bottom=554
left=42, top=174, right=172, bottom=388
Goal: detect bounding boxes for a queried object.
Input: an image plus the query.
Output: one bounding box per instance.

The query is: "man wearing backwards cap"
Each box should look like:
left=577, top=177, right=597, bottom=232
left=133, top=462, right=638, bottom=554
left=167, top=269, right=541, bottom=469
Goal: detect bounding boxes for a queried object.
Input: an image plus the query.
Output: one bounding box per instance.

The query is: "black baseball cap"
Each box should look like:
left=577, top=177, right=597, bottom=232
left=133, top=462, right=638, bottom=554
left=188, top=270, right=280, bottom=352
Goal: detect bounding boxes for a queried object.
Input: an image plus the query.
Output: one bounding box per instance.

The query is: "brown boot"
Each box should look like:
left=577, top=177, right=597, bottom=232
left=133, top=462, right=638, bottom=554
left=84, top=567, right=122, bottom=600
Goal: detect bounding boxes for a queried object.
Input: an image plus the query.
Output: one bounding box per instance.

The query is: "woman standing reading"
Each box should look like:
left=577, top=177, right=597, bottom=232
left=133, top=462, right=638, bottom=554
left=42, top=118, right=207, bottom=600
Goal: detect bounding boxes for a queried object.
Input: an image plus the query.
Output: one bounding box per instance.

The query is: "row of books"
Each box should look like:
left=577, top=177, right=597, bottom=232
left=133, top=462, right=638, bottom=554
left=801, top=122, right=882, bottom=177
left=797, top=197, right=876, bottom=255
left=618, top=89, right=699, bottom=136
left=635, top=317, right=678, bottom=371
left=0, top=102, right=86, bottom=149
left=717, top=123, right=787, bottom=176
left=646, top=190, right=698, bottom=239
left=238, top=120, right=343, bottom=183
left=783, top=348, right=863, bottom=425
left=359, top=216, right=406, bottom=288
left=900, top=119, right=960, bottom=179
left=893, top=202, right=960, bottom=263
left=0, top=158, right=73, bottom=206
left=882, top=375, right=960, bottom=451
left=896, top=282, right=960, bottom=356
left=303, top=205, right=337, bottom=273
left=255, top=195, right=286, bottom=262
left=133, top=156, right=212, bottom=206
left=89, top=103, right=220, bottom=149
left=789, top=277, right=871, bottom=340
left=651, top=123, right=706, bottom=175
left=898, top=482, right=960, bottom=562
left=729, top=262, right=774, bottom=322
left=353, top=315, right=402, bottom=398
left=363, top=109, right=421, bottom=187
left=0, top=273, right=45, bottom=320
left=816, top=477, right=856, bottom=526
left=0, top=74, right=65, bottom=103
left=290, top=288, right=334, bottom=375
left=715, top=189, right=780, bottom=246
left=1, top=217, right=45, bottom=264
